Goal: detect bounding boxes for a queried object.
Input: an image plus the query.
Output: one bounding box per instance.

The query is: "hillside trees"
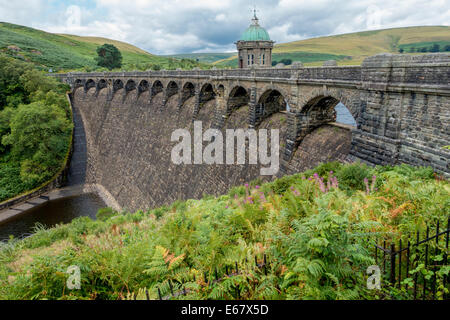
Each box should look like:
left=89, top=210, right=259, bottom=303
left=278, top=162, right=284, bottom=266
left=95, top=44, right=123, bottom=70
left=0, top=54, right=72, bottom=201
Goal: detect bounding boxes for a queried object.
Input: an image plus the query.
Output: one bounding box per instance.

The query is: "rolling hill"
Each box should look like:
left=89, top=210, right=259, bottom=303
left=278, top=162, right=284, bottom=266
left=210, top=26, right=450, bottom=67
left=0, top=22, right=202, bottom=72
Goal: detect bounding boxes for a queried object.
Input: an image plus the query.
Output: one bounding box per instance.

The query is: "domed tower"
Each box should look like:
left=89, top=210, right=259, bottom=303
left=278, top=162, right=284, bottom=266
left=236, top=12, right=274, bottom=68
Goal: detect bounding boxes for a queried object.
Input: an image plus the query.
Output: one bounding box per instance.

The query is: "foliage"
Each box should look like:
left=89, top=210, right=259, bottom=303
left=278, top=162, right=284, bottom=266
left=95, top=44, right=123, bottom=70
left=0, top=163, right=447, bottom=300
left=0, top=22, right=205, bottom=72
left=0, top=54, right=72, bottom=201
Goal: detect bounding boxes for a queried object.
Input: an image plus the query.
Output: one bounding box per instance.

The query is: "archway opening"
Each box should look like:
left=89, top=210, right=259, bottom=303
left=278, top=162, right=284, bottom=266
left=302, top=95, right=357, bottom=129
left=74, top=79, right=83, bottom=91
left=138, top=80, right=149, bottom=95
left=225, top=86, right=250, bottom=128
left=166, top=81, right=179, bottom=100
left=152, top=80, right=164, bottom=99
left=180, top=82, right=195, bottom=107
left=97, top=79, right=107, bottom=92
left=196, top=83, right=216, bottom=128
left=335, top=102, right=357, bottom=127
left=257, top=89, right=287, bottom=126
left=113, top=79, right=124, bottom=92
left=125, top=80, right=137, bottom=94
left=228, top=86, right=249, bottom=112
left=288, top=95, right=356, bottom=173
left=84, top=79, right=96, bottom=93
left=200, top=83, right=215, bottom=103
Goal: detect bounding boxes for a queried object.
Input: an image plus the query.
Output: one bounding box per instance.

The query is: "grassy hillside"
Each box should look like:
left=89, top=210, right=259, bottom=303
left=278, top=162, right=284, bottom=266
left=212, top=26, right=450, bottom=67
left=166, top=53, right=236, bottom=64
left=0, top=162, right=448, bottom=300
left=0, top=22, right=203, bottom=72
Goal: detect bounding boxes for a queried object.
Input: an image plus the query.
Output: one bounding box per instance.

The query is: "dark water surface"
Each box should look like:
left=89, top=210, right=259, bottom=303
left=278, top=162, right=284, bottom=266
left=0, top=193, right=105, bottom=242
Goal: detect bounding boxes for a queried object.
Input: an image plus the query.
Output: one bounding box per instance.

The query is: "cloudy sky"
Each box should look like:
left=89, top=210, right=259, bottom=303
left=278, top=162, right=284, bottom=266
left=0, top=0, right=449, bottom=54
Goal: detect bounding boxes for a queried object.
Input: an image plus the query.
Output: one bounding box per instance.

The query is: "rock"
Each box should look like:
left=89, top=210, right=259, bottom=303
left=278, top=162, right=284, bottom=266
left=291, top=61, right=303, bottom=68
left=323, top=60, right=338, bottom=67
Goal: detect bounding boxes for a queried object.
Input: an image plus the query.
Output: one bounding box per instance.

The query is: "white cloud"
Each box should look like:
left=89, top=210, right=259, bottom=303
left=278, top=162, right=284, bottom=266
left=0, top=0, right=449, bottom=54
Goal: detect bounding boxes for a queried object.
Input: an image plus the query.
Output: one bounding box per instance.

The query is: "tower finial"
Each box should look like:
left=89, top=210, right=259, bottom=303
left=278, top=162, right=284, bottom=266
left=251, top=6, right=259, bottom=26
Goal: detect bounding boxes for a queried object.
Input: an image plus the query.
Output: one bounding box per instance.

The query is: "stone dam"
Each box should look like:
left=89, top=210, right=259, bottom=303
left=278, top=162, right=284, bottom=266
left=53, top=53, right=449, bottom=212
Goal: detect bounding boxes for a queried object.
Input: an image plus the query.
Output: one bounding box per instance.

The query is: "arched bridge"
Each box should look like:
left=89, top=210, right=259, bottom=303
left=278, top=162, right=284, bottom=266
left=54, top=53, right=450, bottom=211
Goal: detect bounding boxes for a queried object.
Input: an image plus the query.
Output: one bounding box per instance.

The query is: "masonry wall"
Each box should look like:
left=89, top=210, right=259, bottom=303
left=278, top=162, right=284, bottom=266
left=65, top=53, right=450, bottom=211
left=73, top=88, right=353, bottom=212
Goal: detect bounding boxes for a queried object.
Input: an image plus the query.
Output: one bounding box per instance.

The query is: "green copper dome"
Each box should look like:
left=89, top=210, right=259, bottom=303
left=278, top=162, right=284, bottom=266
left=239, top=14, right=271, bottom=41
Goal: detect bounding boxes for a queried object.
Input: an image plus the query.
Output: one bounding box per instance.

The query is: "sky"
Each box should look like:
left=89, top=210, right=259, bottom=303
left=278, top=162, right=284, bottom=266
left=0, top=0, right=449, bottom=55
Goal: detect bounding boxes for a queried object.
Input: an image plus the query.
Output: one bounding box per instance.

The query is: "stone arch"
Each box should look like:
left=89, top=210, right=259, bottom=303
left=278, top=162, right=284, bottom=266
left=199, top=83, right=216, bottom=103
left=257, top=85, right=291, bottom=107
left=180, top=82, right=195, bottom=107
left=195, top=83, right=217, bottom=126
left=216, top=84, right=225, bottom=98
left=113, top=79, right=124, bottom=92
left=166, top=81, right=179, bottom=100
left=125, top=79, right=137, bottom=94
left=138, top=80, right=149, bottom=96
left=73, top=79, right=83, bottom=91
left=228, top=86, right=249, bottom=110
left=298, top=93, right=359, bottom=131
left=298, top=87, right=361, bottom=122
left=84, top=79, right=96, bottom=93
left=286, top=92, right=358, bottom=167
left=151, top=80, right=164, bottom=99
left=256, top=89, right=288, bottom=125
left=96, top=79, right=108, bottom=92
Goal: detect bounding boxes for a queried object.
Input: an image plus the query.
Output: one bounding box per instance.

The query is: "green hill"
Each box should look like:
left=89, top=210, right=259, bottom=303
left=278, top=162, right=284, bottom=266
left=165, top=53, right=236, bottom=64
left=210, top=26, right=450, bottom=67
left=0, top=22, right=202, bottom=72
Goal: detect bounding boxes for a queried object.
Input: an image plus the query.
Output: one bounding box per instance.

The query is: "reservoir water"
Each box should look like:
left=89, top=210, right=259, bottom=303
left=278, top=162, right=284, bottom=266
left=0, top=193, right=105, bottom=242
left=335, top=102, right=357, bottom=126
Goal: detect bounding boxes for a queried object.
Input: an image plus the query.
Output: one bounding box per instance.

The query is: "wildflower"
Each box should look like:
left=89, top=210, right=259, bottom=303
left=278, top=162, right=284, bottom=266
left=313, top=174, right=327, bottom=193
left=370, top=175, right=377, bottom=193
left=364, top=178, right=370, bottom=195
left=255, top=185, right=260, bottom=189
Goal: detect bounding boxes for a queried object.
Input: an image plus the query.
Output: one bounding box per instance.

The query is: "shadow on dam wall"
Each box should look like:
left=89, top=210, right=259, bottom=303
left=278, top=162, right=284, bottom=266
left=68, top=94, right=87, bottom=187
left=71, top=87, right=355, bottom=213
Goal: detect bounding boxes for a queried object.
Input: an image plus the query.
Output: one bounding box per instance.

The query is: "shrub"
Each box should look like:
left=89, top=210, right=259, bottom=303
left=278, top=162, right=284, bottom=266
left=335, top=163, right=372, bottom=193
left=96, top=207, right=116, bottom=222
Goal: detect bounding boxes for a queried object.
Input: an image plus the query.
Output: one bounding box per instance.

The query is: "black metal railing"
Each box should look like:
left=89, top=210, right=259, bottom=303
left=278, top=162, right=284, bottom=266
left=374, top=217, right=449, bottom=300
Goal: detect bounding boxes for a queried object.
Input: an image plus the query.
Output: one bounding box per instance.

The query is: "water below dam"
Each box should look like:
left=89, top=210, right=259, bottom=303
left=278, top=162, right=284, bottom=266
left=0, top=193, right=105, bottom=242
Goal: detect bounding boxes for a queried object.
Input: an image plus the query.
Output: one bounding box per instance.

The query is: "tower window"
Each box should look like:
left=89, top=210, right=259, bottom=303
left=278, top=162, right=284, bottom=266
left=251, top=54, right=254, bottom=65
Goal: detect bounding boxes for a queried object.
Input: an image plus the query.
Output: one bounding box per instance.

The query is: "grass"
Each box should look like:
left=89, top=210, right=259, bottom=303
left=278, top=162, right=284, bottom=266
left=165, top=53, right=236, bottom=64
left=0, top=162, right=448, bottom=300
left=210, top=26, right=450, bottom=67
left=0, top=22, right=204, bottom=72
